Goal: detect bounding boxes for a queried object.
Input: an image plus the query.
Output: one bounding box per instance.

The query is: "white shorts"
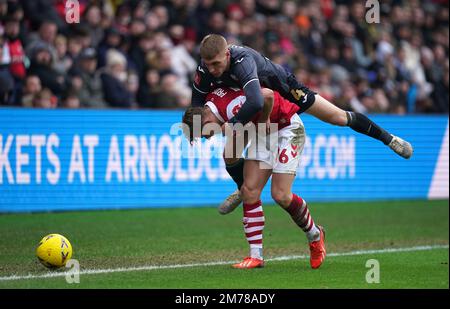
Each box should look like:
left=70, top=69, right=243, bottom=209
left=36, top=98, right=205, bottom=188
left=245, top=114, right=305, bottom=174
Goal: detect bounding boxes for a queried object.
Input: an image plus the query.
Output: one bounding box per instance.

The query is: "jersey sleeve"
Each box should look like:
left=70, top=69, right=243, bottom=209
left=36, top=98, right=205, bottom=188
left=228, top=56, right=264, bottom=124
left=191, top=65, right=213, bottom=107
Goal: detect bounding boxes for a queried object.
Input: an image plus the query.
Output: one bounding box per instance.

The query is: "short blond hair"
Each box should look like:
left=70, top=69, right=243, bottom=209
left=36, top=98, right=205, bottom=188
left=200, top=34, right=228, bottom=60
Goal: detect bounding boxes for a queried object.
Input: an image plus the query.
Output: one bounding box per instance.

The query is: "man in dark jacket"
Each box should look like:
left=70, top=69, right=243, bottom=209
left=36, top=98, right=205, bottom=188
left=28, top=42, right=67, bottom=98
left=71, top=47, right=107, bottom=108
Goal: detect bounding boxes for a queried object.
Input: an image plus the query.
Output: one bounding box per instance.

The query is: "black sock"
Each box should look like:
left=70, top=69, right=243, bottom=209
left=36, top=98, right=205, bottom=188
left=346, top=112, right=393, bottom=145
left=225, top=158, right=244, bottom=190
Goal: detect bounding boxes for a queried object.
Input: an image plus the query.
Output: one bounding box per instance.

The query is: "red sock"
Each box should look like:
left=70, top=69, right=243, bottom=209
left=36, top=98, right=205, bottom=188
left=243, top=200, right=265, bottom=252
left=285, top=194, right=315, bottom=232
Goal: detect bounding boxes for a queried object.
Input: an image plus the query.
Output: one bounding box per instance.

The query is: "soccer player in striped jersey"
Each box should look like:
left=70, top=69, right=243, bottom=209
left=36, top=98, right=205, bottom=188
left=190, top=34, right=413, bottom=215
left=182, top=86, right=326, bottom=269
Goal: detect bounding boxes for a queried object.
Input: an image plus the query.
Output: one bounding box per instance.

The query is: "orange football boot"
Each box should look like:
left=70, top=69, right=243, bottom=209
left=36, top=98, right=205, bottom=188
left=309, top=225, right=326, bottom=269
left=232, top=257, right=264, bottom=269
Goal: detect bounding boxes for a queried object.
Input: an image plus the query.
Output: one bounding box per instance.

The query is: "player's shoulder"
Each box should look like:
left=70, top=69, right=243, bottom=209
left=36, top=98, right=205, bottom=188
left=229, top=45, right=257, bottom=63
left=206, top=87, right=243, bottom=104
left=228, top=44, right=248, bottom=53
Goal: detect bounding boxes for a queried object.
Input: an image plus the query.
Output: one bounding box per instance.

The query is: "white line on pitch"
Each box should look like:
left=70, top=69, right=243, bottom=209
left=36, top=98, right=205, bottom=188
left=0, top=245, right=447, bottom=282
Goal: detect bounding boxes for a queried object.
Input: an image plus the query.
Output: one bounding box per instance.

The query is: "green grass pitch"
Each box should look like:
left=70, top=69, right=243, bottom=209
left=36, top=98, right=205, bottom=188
left=0, top=200, right=448, bottom=288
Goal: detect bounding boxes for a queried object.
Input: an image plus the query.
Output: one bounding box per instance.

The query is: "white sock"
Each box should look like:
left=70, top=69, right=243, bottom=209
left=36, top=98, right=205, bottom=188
left=306, top=224, right=320, bottom=242
left=250, top=246, right=263, bottom=260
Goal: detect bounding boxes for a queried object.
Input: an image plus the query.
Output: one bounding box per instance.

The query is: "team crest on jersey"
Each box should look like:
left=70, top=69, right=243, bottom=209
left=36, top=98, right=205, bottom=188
left=212, top=88, right=227, bottom=97
left=226, top=95, right=246, bottom=120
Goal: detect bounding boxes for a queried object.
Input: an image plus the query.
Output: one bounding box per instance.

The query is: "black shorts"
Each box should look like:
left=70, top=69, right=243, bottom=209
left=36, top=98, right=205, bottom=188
left=274, top=72, right=317, bottom=114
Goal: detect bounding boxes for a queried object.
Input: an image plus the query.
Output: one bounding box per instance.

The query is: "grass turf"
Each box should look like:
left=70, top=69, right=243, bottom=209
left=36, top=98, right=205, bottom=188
left=0, top=200, right=448, bottom=288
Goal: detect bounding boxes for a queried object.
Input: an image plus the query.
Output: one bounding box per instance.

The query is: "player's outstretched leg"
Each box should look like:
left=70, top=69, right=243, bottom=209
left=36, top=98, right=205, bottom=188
left=306, top=95, right=413, bottom=159
left=346, top=111, right=413, bottom=159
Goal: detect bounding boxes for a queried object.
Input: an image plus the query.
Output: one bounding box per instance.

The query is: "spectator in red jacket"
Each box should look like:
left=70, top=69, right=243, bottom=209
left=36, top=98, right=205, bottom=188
left=3, top=16, right=26, bottom=80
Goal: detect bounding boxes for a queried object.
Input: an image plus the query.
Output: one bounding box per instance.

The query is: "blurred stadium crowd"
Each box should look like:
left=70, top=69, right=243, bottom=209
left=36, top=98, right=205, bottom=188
left=0, top=0, right=448, bottom=113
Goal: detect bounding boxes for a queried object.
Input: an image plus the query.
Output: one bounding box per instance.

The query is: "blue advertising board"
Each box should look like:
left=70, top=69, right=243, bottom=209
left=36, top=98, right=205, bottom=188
left=0, top=108, right=448, bottom=212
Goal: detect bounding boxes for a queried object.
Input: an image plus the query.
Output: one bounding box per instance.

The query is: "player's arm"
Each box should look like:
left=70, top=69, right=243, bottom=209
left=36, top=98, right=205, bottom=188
left=191, top=65, right=212, bottom=107
left=228, top=57, right=264, bottom=124
left=258, top=88, right=274, bottom=123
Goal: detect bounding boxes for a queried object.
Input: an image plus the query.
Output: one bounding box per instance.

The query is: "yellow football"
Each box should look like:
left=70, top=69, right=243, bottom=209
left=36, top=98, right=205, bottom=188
left=36, top=234, right=73, bottom=269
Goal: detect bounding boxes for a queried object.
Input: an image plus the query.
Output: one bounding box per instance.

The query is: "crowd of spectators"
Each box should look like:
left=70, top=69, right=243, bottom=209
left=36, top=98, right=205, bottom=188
left=0, top=0, right=448, bottom=113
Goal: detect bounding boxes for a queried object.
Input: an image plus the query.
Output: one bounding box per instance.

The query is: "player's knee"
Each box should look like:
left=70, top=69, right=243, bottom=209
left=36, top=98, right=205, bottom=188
left=329, top=111, right=348, bottom=126
left=311, top=95, right=348, bottom=126
left=241, top=184, right=261, bottom=203
left=271, top=189, right=292, bottom=207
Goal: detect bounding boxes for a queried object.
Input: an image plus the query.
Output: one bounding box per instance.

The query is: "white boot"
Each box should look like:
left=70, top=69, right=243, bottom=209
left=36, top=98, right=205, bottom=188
left=389, top=135, right=413, bottom=159
left=218, top=189, right=242, bottom=215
